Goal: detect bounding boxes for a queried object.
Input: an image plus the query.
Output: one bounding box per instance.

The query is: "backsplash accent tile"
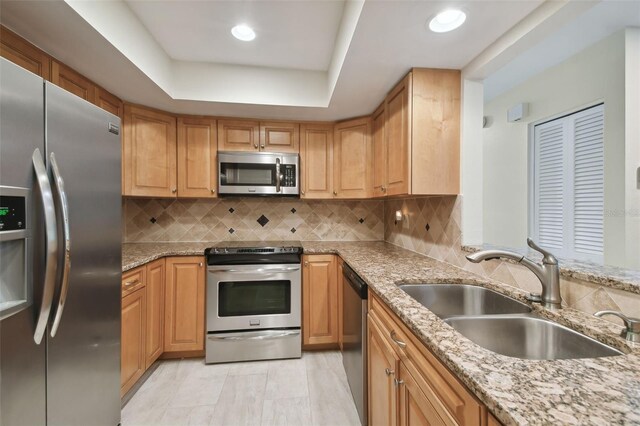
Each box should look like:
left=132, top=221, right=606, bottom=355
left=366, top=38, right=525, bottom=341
left=124, top=198, right=384, bottom=243
left=384, top=195, right=640, bottom=326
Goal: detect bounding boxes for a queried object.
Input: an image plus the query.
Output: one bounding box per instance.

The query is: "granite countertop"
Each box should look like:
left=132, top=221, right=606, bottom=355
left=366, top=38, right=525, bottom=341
left=122, top=241, right=640, bottom=425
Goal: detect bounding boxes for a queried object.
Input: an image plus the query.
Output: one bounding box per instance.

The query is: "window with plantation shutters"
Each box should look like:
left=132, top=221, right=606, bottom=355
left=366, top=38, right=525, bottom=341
left=531, top=104, right=604, bottom=263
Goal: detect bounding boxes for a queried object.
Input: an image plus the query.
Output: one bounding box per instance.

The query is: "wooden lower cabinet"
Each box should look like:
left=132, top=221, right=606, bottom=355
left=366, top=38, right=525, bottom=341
left=369, top=292, right=486, bottom=426
left=121, top=286, right=146, bottom=397
left=399, top=362, right=446, bottom=426
left=145, top=258, right=165, bottom=368
left=302, top=255, right=339, bottom=348
left=164, top=256, right=205, bottom=353
left=368, top=313, right=399, bottom=426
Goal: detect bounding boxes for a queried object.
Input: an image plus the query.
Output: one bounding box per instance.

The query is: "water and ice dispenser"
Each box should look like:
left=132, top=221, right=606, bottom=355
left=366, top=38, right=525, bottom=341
left=0, top=186, right=29, bottom=319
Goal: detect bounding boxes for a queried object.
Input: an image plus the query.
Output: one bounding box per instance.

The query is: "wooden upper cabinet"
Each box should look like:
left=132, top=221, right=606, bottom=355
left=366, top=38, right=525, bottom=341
left=386, top=74, right=411, bottom=196
left=51, top=60, right=96, bottom=103
left=121, top=286, right=146, bottom=397
left=334, top=117, right=372, bottom=199
left=123, top=104, right=177, bottom=197
left=260, top=121, right=299, bottom=152
left=177, top=117, right=217, bottom=198
left=217, top=119, right=259, bottom=152
left=302, top=255, right=339, bottom=348
left=372, top=103, right=387, bottom=198
left=0, top=26, right=51, bottom=79
left=164, top=257, right=205, bottom=353
left=145, top=259, right=165, bottom=369
left=300, top=123, right=333, bottom=199
left=95, top=87, right=123, bottom=118
left=410, top=68, right=460, bottom=195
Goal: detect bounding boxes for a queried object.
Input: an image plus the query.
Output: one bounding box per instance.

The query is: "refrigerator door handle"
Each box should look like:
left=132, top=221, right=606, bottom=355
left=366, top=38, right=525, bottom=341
left=49, top=152, right=71, bottom=337
left=32, top=148, right=58, bottom=344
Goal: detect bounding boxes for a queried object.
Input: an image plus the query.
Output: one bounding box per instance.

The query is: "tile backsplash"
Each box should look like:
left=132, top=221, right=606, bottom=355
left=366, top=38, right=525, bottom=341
left=124, top=198, right=384, bottom=243
left=383, top=196, right=640, bottom=326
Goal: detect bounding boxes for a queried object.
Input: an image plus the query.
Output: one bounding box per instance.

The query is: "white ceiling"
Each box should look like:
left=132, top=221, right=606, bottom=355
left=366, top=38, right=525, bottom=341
left=484, top=0, right=640, bottom=102
left=0, top=0, right=544, bottom=120
left=125, top=0, right=346, bottom=71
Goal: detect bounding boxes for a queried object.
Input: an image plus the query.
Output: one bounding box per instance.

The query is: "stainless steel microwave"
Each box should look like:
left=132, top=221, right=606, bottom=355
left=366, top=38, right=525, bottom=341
left=218, top=151, right=299, bottom=196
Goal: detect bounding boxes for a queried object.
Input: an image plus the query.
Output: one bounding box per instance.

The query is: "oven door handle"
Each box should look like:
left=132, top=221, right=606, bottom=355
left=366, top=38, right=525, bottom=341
left=208, top=330, right=300, bottom=341
left=208, top=266, right=301, bottom=274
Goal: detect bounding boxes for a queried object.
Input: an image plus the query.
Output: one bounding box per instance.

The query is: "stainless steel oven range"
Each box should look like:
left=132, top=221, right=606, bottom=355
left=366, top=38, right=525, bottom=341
left=205, top=243, right=303, bottom=364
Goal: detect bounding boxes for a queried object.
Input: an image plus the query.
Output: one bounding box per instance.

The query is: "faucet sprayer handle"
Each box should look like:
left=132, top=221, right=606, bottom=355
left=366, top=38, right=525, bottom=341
left=527, top=238, right=558, bottom=265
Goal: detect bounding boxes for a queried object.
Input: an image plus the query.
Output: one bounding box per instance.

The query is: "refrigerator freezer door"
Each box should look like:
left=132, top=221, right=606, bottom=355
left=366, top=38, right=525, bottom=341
left=0, top=58, right=47, bottom=426
left=44, top=83, right=122, bottom=426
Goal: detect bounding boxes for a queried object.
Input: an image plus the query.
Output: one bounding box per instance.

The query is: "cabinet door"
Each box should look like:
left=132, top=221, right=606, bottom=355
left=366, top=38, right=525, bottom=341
left=398, top=362, right=446, bottom=426
left=372, top=102, right=387, bottom=197
left=368, top=314, right=400, bottom=426
left=386, top=74, right=411, bottom=196
left=337, top=257, right=344, bottom=351
left=177, top=117, right=217, bottom=198
left=164, top=257, right=205, bottom=353
left=145, top=259, right=165, bottom=368
left=302, top=255, right=338, bottom=348
left=95, top=87, right=123, bottom=118
left=410, top=69, right=460, bottom=195
left=123, top=104, right=177, bottom=197
left=217, top=119, right=259, bottom=152
left=0, top=26, right=51, bottom=79
left=260, top=121, right=299, bottom=152
left=333, top=117, right=372, bottom=199
left=300, top=123, right=333, bottom=199
left=51, top=60, right=96, bottom=103
left=121, top=287, right=146, bottom=397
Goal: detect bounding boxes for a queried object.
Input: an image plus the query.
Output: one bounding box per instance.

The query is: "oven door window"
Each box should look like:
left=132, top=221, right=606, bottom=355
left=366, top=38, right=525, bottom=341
left=218, top=280, right=291, bottom=317
left=220, top=163, right=276, bottom=186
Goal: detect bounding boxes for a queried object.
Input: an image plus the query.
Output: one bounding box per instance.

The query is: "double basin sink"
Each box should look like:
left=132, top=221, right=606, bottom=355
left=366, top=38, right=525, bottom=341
left=399, top=284, right=623, bottom=360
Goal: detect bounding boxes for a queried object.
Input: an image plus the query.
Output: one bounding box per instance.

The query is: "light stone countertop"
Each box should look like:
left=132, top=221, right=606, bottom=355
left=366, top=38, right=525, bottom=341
left=122, top=241, right=640, bottom=425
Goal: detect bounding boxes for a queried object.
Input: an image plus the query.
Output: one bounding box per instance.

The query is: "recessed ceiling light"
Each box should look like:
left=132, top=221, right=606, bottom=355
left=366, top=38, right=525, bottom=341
left=231, top=24, right=256, bottom=41
left=428, top=9, right=466, bottom=33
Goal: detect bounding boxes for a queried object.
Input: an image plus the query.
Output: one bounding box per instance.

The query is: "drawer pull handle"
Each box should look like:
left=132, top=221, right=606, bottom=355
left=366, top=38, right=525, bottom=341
left=124, top=279, right=139, bottom=287
left=390, top=330, right=406, bottom=348
left=385, top=368, right=395, bottom=376
left=394, top=378, right=404, bottom=387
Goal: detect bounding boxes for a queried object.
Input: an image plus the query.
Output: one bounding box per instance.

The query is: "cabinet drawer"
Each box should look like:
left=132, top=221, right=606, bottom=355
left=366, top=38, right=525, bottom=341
left=370, top=293, right=484, bottom=426
left=122, top=266, right=145, bottom=296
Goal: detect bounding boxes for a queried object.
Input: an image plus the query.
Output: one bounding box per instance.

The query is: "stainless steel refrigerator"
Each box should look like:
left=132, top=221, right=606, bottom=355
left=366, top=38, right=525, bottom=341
left=0, top=58, right=122, bottom=426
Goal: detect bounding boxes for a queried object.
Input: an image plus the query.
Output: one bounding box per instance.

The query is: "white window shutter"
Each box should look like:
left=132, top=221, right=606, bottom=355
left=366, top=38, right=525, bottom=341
left=534, top=121, right=565, bottom=250
left=572, top=105, right=604, bottom=256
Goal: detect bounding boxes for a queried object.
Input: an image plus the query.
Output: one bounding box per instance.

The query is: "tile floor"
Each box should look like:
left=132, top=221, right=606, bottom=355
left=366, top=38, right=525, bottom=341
left=121, top=351, right=361, bottom=426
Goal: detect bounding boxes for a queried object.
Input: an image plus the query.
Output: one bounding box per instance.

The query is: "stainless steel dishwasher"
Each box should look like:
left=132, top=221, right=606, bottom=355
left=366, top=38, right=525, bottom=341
left=341, top=264, right=368, bottom=426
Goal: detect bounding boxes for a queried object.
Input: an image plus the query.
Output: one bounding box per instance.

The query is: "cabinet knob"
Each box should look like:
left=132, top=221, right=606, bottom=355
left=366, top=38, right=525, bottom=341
left=260, top=144, right=265, bottom=149
left=304, top=261, right=309, bottom=266
left=301, top=190, right=305, bottom=195
left=384, top=368, right=395, bottom=376
left=381, top=186, right=386, bottom=192
left=254, top=143, right=259, bottom=149
left=211, top=189, right=216, bottom=194
left=172, top=188, right=177, bottom=193
left=333, top=191, right=338, bottom=196
left=199, top=262, right=203, bottom=267
left=394, top=378, right=404, bottom=387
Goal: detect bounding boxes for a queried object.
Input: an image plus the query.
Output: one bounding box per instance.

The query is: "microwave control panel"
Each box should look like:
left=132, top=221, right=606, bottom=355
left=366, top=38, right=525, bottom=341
left=281, top=165, right=297, bottom=187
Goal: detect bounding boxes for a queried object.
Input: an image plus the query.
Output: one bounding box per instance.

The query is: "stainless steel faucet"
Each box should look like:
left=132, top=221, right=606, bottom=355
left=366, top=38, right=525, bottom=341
left=594, top=311, right=640, bottom=343
left=466, top=238, right=562, bottom=309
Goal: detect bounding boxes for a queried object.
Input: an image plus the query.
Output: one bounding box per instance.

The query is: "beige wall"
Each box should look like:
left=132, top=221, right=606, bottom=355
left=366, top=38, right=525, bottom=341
left=124, top=197, right=383, bottom=243
left=384, top=195, right=640, bottom=326
left=482, top=30, right=628, bottom=266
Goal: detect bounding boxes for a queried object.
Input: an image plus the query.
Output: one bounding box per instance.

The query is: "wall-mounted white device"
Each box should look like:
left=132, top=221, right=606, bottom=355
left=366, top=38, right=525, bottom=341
left=507, top=103, right=529, bottom=122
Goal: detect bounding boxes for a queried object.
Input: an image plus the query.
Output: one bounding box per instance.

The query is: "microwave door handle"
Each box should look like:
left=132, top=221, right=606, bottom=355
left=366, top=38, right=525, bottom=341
left=49, top=153, right=71, bottom=338
left=32, top=148, right=58, bottom=344
left=275, top=157, right=281, bottom=193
